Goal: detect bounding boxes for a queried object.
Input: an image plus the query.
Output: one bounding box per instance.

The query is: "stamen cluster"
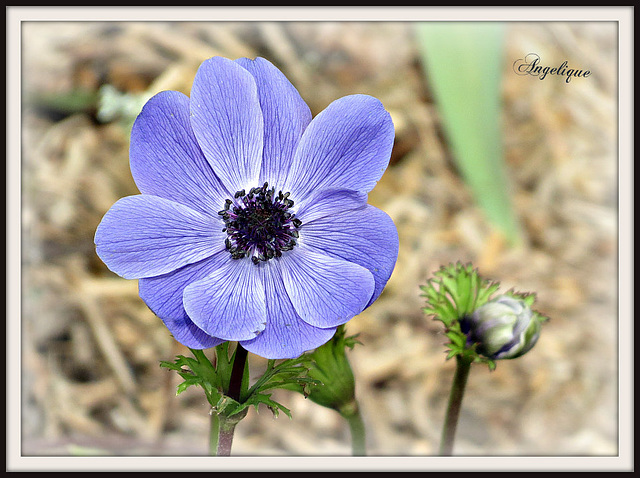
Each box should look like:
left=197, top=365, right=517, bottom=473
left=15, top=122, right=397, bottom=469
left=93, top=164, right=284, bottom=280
left=219, top=182, right=302, bottom=264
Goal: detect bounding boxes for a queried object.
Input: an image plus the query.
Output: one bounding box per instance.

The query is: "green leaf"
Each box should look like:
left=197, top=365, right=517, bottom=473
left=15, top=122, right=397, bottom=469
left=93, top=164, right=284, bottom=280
left=161, top=344, right=322, bottom=421
left=160, top=350, right=225, bottom=406
left=247, top=393, right=293, bottom=419
left=28, top=89, right=98, bottom=116
left=414, top=22, right=520, bottom=245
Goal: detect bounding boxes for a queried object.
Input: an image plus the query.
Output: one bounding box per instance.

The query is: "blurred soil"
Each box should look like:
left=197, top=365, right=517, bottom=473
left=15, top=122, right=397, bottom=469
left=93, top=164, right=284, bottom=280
left=19, top=21, right=620, bottom=458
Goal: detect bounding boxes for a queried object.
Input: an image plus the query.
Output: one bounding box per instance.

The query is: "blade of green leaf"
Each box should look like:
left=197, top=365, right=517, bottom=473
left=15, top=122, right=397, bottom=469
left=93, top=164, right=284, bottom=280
left=415, top=22, right=521, bottom=244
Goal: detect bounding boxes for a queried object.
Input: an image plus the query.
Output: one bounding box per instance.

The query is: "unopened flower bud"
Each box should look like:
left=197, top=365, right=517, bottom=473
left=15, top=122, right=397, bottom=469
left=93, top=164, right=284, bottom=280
left=461, top=295, right=544, bottom=360
left=305, top=326, right=359, bottom=416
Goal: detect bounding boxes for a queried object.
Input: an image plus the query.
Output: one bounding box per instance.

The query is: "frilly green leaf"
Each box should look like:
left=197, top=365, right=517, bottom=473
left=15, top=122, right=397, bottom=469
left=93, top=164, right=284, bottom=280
left=160, top=343, right=319, bottom=420
left=421, top=262, right=499, bottom=322
left=421, top=262, right=502, bottom=369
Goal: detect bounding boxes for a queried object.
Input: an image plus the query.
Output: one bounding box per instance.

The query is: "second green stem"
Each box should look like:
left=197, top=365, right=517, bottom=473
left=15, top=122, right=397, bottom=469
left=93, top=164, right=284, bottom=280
left=340, top=400, right=367, bottom=456
left=439, top=355, right=472, bottom=456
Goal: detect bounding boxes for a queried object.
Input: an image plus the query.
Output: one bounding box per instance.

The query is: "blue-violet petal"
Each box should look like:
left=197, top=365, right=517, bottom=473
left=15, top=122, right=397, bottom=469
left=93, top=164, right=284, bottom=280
left=294, top=188, right=368, bottom=224
left=183, top=255, right=267, bottom=341
left=190, top=57, right=263, bottom=194
left=94, top=195, right=226, bottom=279
left=240, top=261, right=337, bottom=359
left=279, top=247, right=375, bottom=328
left=139, top=253, right=231, bottom=349
left=234, top=57, right=312, bottom=189
left=130, top=90, right=230, bottom=215
left=300, top=204, right=399, bottom=308
left=285, top=94, right=394, bottom=206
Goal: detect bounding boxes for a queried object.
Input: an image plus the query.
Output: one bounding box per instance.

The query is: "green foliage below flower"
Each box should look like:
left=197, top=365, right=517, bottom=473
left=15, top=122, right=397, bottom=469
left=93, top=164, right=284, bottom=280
left=160, top=343, right=320, bottom=420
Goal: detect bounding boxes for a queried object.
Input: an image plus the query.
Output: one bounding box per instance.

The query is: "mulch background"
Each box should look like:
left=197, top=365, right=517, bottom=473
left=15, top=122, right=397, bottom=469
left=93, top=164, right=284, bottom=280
left=18, top=20, right=622, bottom=459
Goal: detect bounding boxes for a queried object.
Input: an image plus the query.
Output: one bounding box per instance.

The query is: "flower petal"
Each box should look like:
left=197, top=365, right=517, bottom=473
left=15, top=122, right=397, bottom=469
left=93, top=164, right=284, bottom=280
left=138, top=253, right=229, bottom=349
left=183, top=256, right=266, bottom=341
left=94, top=195, right=225, bottom=279
left=240, top=261, right=337, bottom=359
left=294, top=188, right=368, bottom=224
left=235, top=57, right=312, bottom=189
left=190, top=56, right=263, bottom=194
left=279, top=247, right=375, bottom=328
left=130, top=90, right=230, bottom=215
left=300, top=204, right=399, bottom=308
left=284, top=94, right=394, bottom=205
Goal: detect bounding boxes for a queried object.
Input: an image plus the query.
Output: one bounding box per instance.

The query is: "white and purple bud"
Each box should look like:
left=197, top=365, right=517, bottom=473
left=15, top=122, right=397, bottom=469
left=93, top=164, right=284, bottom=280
left=460, top=295, right=544, bottom=360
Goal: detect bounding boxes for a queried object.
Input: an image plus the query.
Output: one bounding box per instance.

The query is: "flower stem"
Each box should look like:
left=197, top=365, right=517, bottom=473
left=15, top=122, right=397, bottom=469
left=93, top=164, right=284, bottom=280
left=439, top=355, right=473, bottom=456
left=209, top=411, right=241, bottom=456
left=228, top=344, right=248, bottom=402
left=208, top=343, right=249, bottom=456
left=209, top=411, right=221, bottom=455
left=340, top=400, right=367, bottom=456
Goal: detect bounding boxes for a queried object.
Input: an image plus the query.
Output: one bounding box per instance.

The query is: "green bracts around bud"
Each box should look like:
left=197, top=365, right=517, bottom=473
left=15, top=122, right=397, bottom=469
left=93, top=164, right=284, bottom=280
left=461, top=295, right=546, bottom=360
left=422, top=262, right=548, bottom=369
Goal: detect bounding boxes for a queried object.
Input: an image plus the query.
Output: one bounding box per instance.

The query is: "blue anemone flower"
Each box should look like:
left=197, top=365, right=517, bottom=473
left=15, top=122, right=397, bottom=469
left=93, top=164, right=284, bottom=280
left=95, top=56, right=398, bottom=359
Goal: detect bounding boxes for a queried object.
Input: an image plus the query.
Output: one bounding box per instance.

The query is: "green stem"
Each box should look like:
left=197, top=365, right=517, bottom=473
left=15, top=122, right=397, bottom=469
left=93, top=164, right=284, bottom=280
left=340, top=400, right=367, bottom=456
left=208, top=343, right=249, bottom=456
left=209, top=411, right=241, bottom=456
left=209, top=411, right=220, bottom=456
left=440, top=355, right=473, bottom=456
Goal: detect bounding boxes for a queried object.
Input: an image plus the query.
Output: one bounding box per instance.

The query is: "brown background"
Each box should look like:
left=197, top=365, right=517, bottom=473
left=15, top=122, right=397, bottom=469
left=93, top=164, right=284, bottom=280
left=18, top=19, right=622, bottom=459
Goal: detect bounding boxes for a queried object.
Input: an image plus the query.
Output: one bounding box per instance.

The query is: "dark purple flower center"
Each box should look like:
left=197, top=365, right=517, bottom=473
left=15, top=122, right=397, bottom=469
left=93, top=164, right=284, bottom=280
left=219, top=182, right=302, bottom=265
